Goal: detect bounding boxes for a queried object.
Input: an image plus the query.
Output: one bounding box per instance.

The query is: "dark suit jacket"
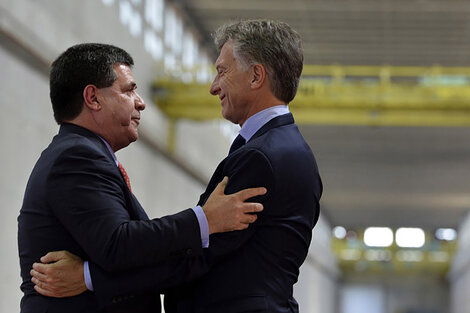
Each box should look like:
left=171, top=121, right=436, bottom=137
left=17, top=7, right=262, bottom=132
left=18, top=123, right=203, bottom=313
left=164, top=113, right=322, bottom=313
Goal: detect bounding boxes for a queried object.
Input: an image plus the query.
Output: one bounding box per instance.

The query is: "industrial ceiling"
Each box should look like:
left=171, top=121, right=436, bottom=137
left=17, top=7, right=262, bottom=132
left=171, top=0, right=470, bottom=230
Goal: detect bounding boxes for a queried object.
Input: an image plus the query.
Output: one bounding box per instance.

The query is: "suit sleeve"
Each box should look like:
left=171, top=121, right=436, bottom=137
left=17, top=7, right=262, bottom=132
left=207, top=149, right=275, bottom=257
left=46, top=144, right=202, bottom=271
left=89, top=251, right=213, bottom=308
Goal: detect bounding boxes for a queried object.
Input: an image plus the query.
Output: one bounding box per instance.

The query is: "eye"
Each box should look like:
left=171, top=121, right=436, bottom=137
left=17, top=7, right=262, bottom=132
left=127, top=85, right=137, bottom=95
left=216, top=66, right=224, bottom=75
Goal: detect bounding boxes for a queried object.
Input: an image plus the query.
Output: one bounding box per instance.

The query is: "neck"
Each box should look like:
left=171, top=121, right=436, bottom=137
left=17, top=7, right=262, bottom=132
left=64, top=112, right=121, bottom=152
left=240, top=92, right=286, bottom=127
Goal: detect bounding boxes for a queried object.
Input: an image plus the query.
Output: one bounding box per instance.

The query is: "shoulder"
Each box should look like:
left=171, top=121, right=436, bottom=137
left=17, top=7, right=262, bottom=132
left=226, top=145, right=272, bottom=170
left=250, top=123, right=312, bottom=157
left=41, top=130, right=116, bottom=179
left=51, top=130, right=112, bottom=162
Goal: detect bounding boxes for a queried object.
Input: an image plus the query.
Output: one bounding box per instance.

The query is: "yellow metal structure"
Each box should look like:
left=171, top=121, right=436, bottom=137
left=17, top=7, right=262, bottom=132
left=332, top=229, right=457, bottom=276
left=153, top=65, right=470, bottom=127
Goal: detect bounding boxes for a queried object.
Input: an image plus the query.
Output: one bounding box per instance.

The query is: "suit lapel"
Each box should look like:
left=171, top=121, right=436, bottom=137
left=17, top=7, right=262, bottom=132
left=59, top=123, right=149, bottom=220
left=197, top=113, right=295, bottom=207
left=59, top=123, right=116, bottom=165
left=250, top=113, right=295, bottom=141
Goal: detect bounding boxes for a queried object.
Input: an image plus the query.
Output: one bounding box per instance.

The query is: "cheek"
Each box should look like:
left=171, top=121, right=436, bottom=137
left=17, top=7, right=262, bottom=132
left=115, top=100, right=133, bottom=124
left=124, top=98, right=135, bottom=113
left=221, top=75, right=237, bottom=92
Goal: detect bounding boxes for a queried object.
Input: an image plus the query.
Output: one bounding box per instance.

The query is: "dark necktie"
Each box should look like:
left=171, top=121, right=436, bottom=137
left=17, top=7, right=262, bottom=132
left=229, top=134, right=246, bottom=155
left=118, top=161, right=132, bottom=194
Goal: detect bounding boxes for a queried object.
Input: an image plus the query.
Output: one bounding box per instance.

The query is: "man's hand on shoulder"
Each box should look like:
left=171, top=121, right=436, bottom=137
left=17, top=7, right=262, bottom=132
left=203, top=176, right=266, bottom=234
left=30, top=250, right=87, bottom=298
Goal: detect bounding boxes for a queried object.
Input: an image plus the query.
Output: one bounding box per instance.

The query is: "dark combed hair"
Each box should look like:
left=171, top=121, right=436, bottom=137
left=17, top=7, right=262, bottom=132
left=50, top=43, right=134, bottom=124
left=213, top=19, right=303, bottom=104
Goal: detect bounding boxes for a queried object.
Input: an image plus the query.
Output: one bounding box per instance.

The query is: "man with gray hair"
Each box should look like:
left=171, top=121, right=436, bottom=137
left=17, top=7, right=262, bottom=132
left=163, top=19, right=322, bottom=313
left=31, top=20, right=322, bottom=313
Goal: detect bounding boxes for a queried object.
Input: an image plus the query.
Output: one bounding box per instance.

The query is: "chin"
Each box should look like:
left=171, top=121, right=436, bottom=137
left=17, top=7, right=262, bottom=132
left=221, top=111, right=233, bottom=123
left=130, top=133, right=138, bottom=143
left=225, top=115, right=238, bottom=125
left=129, top=126, right=139, bottom=139
left=124, top=133, right=138, bottom=146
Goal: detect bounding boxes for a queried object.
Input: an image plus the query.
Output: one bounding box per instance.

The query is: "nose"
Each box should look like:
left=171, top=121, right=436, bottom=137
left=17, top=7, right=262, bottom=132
left=209, top=77, right=220, bottom=96
left=135, top=92, right=146, bottom=111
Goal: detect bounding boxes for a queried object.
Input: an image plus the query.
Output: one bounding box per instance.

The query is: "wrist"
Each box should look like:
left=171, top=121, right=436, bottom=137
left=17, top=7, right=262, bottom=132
left=83, top=261, right=94, bottom=291
left=203, top=206, right=214, bottom=234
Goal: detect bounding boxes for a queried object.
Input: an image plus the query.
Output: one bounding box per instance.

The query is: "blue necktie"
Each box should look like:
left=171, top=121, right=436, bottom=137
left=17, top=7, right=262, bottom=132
left=229, top=134, right=246, bottom=155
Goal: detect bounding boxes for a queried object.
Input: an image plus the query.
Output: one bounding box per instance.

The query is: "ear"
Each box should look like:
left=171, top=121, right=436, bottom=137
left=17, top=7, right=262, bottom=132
left=250, top=64, right=266, bottom=90
left=83, top=84, right=101, bottom=111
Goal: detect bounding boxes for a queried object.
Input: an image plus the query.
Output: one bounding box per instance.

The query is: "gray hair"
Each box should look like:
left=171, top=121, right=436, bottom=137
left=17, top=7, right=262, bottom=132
left=213, top=19, right=303, bottom=103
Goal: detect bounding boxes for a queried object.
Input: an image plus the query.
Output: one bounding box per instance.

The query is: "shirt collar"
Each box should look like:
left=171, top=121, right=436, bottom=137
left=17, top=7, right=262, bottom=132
left=239, top=105, right=290, bottom=142
left=97, top=136, right=119, bottom=167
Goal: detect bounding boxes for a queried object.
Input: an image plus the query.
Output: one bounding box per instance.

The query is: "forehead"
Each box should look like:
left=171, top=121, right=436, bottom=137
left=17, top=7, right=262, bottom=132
left=215, top=41, right=236, bottom=67
left=113, top=63, right=134, bottom=83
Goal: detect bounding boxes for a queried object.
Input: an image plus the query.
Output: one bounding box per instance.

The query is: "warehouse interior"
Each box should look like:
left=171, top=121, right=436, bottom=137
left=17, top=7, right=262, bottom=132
left=1, top=0, right=470, bottom=312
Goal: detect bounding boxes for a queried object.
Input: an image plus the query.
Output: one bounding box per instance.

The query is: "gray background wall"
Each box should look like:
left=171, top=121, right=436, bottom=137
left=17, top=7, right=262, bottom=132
left=0, top=0, right=337, bottom=312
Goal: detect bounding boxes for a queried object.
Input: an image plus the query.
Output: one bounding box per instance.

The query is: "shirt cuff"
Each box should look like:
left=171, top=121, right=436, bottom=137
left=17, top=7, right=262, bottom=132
left=84, top=261, right=94, bottom=291
left=192, top=205, right=209, bottom=248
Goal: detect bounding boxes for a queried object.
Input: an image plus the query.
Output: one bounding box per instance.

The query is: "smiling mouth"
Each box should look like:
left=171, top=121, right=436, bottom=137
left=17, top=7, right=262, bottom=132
left=219, top=95, right=226, bottom=103
left=131, top=118, right=140, bottom=125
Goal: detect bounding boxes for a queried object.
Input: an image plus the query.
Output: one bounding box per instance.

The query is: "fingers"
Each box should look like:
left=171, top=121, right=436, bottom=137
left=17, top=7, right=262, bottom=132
left=243, top=202, right=264, bottom=213
left=34, top=282, right=55, bottom=297
left=235, top=187, right=267, bottom=201
left=214, top=176, right=229, bottom=194
left=30, top=268, right=48, bottom=281
left=32, top=279, right=65, bottom=298
left=31, top=263, right=59, bottom=291
left=232, top=215, right=257, bottom=231
left=204, top=178, right=266, bottom=234
left=230, top=209, right=259, bottom=231
left=240, top=213, right=258, bottom=225
left=32, top=262, right=52, bottom=275
left=31, top=274, right=57, bottom=296
left=40, top=250, right=66, bottom=263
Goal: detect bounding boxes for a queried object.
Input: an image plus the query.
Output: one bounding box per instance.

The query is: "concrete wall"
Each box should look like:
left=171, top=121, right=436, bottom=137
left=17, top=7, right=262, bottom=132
left=340, top=273, right=449, bottom=313
left=0, top=0, right=338, bottom=312
left=295, top=216, right=340, bottom=313
left=449, top=212, right=470, bottom=313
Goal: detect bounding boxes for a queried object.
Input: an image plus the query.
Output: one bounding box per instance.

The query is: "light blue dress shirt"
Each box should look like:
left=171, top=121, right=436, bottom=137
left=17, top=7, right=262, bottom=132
left=239, top=105, right=290, bottom=142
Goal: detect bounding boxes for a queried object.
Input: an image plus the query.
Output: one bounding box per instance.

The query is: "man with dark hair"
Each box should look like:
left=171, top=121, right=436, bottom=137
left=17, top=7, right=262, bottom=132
left=31, top=19, right=322, bottom=313
left=18, top=43, right=266, bottom=313
left=49, top=43, right=135, bottom=124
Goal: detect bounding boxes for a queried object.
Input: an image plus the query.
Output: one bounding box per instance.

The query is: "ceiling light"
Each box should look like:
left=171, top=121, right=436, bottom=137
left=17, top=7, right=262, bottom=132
left=333, top=226, right=347, bottom=239
left=396, top=228, right=425, bottom=248
left=363, top=227, right=393, bottom=247
left=435, top=228, right=457, bottom=241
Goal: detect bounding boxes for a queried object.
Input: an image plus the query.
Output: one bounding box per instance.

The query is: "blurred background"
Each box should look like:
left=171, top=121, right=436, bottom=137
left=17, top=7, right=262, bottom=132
left=1, top=0, right=470, bottom=312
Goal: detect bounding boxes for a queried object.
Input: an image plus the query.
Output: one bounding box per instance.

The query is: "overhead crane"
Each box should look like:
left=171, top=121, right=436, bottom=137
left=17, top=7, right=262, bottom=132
left=153, top=65, right=470, bottom=127
left=153, top=65, right=470, bottom=152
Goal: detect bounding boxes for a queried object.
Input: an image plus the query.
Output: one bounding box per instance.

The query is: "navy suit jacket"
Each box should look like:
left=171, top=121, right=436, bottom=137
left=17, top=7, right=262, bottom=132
left=164, top=113, right=322, bottom=313
left=18, top=123, right=203, bottom=313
